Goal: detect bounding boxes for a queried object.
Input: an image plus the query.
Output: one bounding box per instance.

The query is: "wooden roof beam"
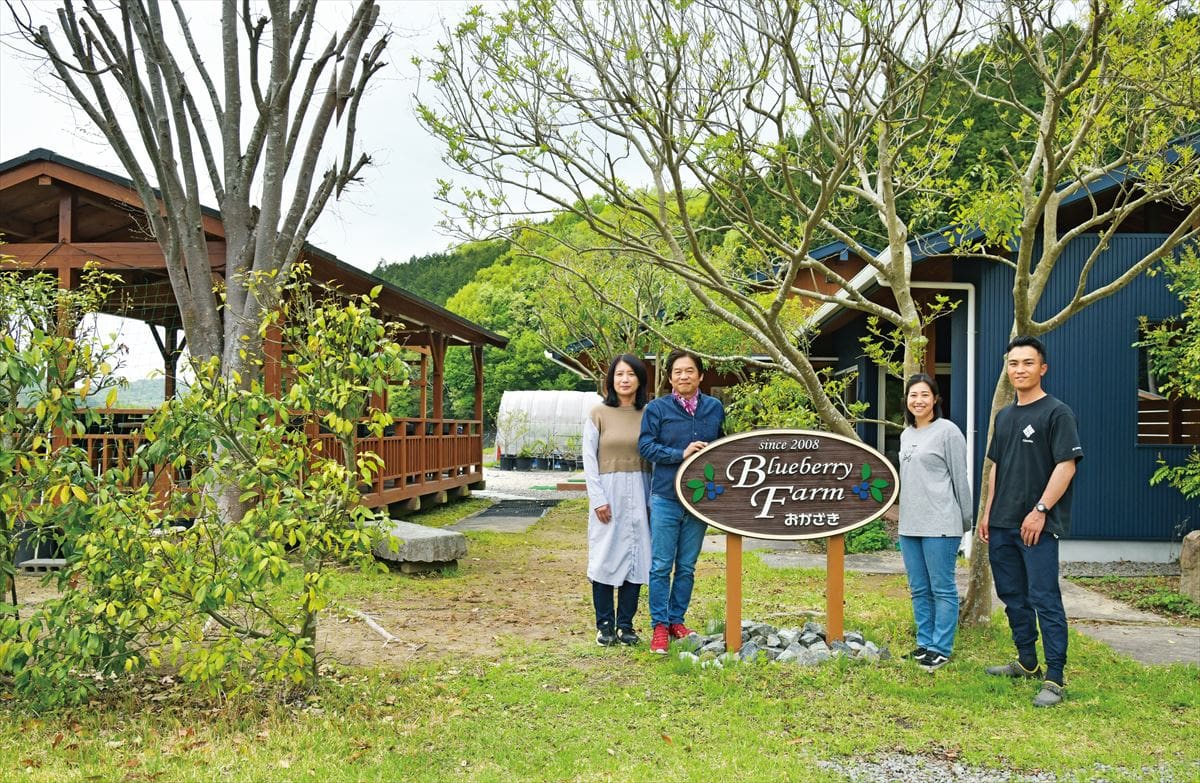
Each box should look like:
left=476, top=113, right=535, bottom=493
left=0, top=161, right=224, bottom=236
left=59, top=190, right=74, bottom=242
left=0, top=213, right=38, bottom=240
left=0, top=241, right=226, bottom=271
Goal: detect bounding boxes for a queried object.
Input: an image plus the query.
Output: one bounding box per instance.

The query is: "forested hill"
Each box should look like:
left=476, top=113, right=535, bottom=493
left=372, top=240, right=508, bottom=306
left=85, top=376, right=181, bottom=408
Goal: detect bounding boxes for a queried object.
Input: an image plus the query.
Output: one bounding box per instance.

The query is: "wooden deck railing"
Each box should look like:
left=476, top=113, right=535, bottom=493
left=55, top=409, right=484, bottom=509
left=312, top=418, right=485, bottom=506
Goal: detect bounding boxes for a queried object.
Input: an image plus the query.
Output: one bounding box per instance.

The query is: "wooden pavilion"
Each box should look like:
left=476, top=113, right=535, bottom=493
left=0, top=148, right=507, bottom=511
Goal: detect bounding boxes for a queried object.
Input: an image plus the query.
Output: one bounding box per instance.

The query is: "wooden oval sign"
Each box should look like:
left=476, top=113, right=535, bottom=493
left=674, top=429, right=899, bottom=540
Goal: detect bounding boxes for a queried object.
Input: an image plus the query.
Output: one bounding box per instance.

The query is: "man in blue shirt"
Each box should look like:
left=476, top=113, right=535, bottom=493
left=638, top=350, right=725, bottom=654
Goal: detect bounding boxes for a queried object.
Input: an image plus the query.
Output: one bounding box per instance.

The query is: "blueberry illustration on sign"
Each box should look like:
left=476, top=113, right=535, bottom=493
left=851, top=462, right=889, bottom=503
left=685, top=463, right=725, bottom=502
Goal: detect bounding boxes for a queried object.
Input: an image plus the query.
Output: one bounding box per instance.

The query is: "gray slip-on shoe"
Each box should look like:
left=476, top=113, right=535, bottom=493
left=985, top=660, right=1043, bottom=679
left=1033, top=680, right=1064, bottom=707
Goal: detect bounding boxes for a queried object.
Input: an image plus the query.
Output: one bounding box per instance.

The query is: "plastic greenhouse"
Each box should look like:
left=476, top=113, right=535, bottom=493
left=495, top=390, right=602, bottom=469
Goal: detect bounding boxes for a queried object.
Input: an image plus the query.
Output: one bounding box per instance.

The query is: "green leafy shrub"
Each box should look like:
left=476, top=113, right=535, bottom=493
left=724, top=371, right=864, bottom=432
left=1, top=264, right=124, bottom=617
left=724, top=372, right=819, bottom=432
left=844, top=520, right=893, bottom=553
left=1135, top=590, right=1200, bottom=619
left=1, top=271, right=409, bottom=707
left=1140, top=245, right=1200, bottom=499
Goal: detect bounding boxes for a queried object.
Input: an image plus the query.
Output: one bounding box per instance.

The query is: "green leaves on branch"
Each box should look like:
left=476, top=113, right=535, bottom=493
left=0, top=263, right=126, bottom=639
left=1, top=268, right=408, bottom=706
left=724, top=371, right=866, bottom=433
left=859, top=294, right=960, bottom=381
left=1141, top=245, right=1200, bottom=500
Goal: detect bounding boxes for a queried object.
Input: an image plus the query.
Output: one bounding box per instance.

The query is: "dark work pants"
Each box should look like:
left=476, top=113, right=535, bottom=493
left=988, top=526, right=1068, bottom=684
left=592, top=580, right=641, bottom=631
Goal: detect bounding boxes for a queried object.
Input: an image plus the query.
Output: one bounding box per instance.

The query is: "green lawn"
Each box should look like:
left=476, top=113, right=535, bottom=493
left=3, top=501, right=1198, bottom=782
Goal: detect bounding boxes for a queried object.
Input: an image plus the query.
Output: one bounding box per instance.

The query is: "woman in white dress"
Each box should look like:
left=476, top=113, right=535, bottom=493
left=583, top=354, right=652, bottom=646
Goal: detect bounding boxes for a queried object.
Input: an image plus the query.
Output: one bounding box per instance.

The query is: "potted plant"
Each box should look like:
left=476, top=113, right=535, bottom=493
left=496, top=408, right=531, bottom=467
left=563, top=433, right=583, bottom=471
left=548, top=433, right=566, bottom=470
left=515, top=444, right=534, bottom=471
left=528, top=438, right=551, bottom=470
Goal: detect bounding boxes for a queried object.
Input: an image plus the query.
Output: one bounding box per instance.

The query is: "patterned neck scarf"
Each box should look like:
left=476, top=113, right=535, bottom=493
left=672, top=390, right=700, bottom=416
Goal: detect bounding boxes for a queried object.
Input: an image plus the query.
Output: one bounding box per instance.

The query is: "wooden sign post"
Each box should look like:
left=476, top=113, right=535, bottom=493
left=726, top=533, right=743, bottom=653
left=826, top=533, right=845, bottom=642
left=675, top=430, right=896, bottom=650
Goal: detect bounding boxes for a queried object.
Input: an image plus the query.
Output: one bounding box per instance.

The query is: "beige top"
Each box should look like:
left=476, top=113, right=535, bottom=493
left=588, top=404, right=650, bottom=475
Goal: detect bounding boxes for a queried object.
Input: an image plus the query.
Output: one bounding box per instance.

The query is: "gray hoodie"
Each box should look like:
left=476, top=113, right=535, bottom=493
left=898, top=417, right=973, bottom=536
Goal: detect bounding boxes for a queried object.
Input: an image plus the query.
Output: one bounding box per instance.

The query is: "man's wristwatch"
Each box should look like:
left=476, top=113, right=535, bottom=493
left=1035, top=502, right=1049, bottom=513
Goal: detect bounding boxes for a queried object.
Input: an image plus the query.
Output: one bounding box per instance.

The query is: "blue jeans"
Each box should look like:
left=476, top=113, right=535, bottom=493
left=648, top=495, right=707, bottom=628
left=899, top=535, right=961, bottom=657
left=988, top=526, right=1068, bottom=683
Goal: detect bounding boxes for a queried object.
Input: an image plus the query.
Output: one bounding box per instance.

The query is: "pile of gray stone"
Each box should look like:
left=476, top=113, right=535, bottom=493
left=675, top=620, right=890, bottom=668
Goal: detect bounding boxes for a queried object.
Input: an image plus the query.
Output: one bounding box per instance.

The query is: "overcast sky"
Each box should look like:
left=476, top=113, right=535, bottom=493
left=0, top=0, right=481, bottom=268
left=0, top=1, right=487, bottom=378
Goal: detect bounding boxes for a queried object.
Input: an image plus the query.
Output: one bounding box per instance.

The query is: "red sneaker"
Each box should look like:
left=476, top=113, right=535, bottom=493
left=668, top=623, right=694, bottom=640
left=650, top=624, right=670, bottom=655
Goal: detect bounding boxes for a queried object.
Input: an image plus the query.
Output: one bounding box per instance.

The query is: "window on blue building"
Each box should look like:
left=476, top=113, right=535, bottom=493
left=1137, top=324, right=1198, bottom=445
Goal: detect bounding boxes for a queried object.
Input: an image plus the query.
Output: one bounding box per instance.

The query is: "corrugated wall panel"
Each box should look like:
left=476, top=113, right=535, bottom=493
left=972, top=235, right=1198, bottom=541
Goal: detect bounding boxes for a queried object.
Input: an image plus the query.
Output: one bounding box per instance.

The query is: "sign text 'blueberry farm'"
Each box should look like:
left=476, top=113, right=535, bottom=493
left=675, top=430, right=899, bottom=540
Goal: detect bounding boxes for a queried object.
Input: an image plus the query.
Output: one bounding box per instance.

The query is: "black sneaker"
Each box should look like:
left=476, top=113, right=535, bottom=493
left=616, top=628, right=640, bottom=646
left=596, top=626, right=617, bottom=646
left=918, top=651, right=950, bottom=671
left=902, top=646, right=928, bottom=660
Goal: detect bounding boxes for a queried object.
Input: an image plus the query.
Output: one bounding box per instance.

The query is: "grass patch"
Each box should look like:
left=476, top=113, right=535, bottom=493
left=392, top=497, right=493, bottom=528
left=1068, top=575, right=1200, bottom=626
left=5, top=633, right=1197, bottom=782
left=4, top=498, right=1198, bottom=782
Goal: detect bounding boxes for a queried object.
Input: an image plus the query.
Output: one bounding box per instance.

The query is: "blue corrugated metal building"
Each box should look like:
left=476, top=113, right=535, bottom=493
left=811, top=198, right=1198, bottom=562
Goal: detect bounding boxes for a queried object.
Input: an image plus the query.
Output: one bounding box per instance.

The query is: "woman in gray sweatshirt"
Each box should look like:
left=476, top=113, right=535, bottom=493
left=898, top=373, right=973, bottom=671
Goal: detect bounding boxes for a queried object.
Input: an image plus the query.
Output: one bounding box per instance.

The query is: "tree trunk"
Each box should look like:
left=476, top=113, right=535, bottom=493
left=959, top=363, right=1014, bottom=626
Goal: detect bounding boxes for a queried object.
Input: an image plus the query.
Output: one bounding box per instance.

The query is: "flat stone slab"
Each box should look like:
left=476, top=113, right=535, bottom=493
left=1059, top=579, right=1167, bottom=624
left=756, top=550, right=909, bottom=574
left=374, top=519, right=467, bottom=566
left=701, top=535, right=803, bottom=554
left=1073, top=623, right=1200, bottom=666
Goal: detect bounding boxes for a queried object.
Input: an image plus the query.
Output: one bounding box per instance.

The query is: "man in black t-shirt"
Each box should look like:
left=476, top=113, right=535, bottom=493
left=978, top=336, right=1083, bottom=707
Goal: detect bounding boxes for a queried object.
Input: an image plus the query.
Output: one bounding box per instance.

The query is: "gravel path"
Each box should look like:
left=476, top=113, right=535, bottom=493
left=476, top=466, right=585, bottom=501
left=1060, top=560, right=1181, bottom=577
left=817, top=754, right=1198, bottom=783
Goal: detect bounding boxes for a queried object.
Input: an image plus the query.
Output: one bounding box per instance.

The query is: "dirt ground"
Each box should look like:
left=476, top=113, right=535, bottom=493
left=316, top=503, right=729, bottom=668
left=5, top=500, right=887, bottom=672
left=6, top=501, right=698, bottom=670
left=9, top=500, right=729, bottom=670
left=319, top=507, right=598, bottom=667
